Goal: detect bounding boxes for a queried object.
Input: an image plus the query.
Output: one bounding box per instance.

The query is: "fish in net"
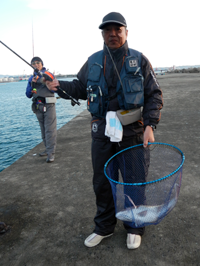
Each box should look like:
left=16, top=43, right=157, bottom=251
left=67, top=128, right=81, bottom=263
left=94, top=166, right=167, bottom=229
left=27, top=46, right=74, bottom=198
left=104, top=143, right=185, bottom=227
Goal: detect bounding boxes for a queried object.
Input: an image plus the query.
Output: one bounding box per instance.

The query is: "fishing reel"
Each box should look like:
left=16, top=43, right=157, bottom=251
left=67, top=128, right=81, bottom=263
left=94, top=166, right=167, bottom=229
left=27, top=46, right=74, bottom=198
left=33, top=68, right=54, bottom=82
left=34, top=69, right=81, bottom=106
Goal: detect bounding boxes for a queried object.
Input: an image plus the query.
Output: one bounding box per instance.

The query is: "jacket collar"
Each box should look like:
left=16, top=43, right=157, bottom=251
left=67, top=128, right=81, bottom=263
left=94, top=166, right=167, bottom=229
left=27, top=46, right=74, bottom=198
left=103, top=41, right=128, bottom=60
left=34, top=67, right=46, bottom=76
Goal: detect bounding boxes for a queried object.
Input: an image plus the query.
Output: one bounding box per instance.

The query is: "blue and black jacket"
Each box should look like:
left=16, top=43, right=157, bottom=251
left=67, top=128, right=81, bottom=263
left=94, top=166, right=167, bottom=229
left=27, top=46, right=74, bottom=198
left=26, top=67, right=54, bottom=99
left=57, top=41, right=163, bottom=137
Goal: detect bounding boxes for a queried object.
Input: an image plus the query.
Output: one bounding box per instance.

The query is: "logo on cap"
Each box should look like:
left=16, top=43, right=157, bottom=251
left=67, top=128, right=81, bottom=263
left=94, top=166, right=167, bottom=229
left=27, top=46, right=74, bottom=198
left=129, top=60, right=138, bottom=67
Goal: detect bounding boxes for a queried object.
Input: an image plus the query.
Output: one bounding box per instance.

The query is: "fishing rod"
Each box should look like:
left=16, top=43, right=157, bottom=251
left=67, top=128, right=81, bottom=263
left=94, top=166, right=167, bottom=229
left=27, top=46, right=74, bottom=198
left=0, top=40, right=35, bottom=70
left=0, top=40, right=80, bottom=106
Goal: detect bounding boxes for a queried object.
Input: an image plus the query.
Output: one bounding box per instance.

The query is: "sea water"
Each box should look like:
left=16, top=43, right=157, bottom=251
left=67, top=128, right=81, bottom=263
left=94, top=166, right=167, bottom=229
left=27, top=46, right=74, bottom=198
left=0, top=78, right=86, bottom=172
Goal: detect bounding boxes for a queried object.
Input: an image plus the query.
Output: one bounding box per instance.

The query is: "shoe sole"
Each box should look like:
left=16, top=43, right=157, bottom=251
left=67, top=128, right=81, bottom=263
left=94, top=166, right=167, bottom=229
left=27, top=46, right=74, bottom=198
left=127, top=242, right=141, bottom=249
left=84, top=233, right=113, bottom=248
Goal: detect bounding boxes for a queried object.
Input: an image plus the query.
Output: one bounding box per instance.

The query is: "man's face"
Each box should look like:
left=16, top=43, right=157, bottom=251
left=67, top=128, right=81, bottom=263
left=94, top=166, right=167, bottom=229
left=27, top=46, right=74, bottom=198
left=32, top=61, right=43, bottom=71
left=102, top=23, right=128, bottom=49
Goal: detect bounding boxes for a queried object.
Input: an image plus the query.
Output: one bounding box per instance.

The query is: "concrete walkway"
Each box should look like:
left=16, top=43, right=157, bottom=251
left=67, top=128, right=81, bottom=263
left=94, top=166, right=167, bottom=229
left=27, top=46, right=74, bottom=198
left=0, top=73, right=200, bottom=266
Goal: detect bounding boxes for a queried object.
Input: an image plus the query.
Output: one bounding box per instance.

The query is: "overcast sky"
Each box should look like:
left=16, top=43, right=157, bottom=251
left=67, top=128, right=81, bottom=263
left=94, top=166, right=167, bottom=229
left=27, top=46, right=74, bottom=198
left=0, top=0, right=199, bottom=75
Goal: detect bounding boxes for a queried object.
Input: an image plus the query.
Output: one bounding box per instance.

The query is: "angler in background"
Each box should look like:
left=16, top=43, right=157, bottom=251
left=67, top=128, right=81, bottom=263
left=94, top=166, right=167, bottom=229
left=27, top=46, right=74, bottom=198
left=45, top=12, right=163, bottom=248
left=26, top=57, right=57, bottom=163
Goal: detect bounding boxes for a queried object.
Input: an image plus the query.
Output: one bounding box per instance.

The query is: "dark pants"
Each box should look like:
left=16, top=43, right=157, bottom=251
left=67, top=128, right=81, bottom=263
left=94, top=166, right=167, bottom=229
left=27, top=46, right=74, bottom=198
left=92, top=135, right=145, bottom=236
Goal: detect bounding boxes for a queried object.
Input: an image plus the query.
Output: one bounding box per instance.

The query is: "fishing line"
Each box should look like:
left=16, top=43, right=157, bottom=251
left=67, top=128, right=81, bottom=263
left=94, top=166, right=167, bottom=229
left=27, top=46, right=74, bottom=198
left=105, top=44, right=124, bottom=90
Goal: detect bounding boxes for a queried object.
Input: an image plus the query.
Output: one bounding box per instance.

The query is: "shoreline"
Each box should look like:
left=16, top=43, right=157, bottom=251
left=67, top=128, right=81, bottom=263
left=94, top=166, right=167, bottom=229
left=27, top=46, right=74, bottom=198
left=0, top=75, right=77, bottom=84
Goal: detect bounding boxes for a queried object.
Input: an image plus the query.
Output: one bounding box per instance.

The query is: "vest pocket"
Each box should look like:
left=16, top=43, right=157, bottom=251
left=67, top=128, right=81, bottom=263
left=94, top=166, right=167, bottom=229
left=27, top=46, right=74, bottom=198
left=87, top=85, right=107, bottom=118
left=122, top=75, right=144, bottom=109
left=88, top=63, right=102, bottom=82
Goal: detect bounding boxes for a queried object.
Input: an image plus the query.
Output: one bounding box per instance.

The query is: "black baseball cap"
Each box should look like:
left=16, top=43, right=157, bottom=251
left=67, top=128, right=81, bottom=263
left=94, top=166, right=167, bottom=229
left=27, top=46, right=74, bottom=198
left=31, top=57, right=43, bottom=65
left=99, top=12, right=127, bottom=29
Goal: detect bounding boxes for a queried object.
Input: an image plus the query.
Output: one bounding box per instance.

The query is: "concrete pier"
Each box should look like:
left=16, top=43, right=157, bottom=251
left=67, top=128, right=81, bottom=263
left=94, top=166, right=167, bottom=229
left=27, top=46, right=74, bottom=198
left=0, top=73, right=200, bottom=266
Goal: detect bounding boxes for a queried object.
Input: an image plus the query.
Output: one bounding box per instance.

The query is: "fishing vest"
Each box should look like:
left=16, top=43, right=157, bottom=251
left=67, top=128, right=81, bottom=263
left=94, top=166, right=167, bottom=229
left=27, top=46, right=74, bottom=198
left=32, top=78, right=54, bottom=100
left=86, top=48, right=144, bottom=118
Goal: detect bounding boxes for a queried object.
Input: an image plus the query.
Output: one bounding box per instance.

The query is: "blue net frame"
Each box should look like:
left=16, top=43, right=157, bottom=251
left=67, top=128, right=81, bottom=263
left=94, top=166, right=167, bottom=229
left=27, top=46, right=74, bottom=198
left=104, top=143, right=185, bottom=228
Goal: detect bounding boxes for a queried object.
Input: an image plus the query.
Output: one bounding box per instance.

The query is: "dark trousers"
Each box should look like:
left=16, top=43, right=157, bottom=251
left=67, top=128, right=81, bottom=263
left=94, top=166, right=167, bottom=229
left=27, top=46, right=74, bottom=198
left=92, top=135, right=145, bottom=236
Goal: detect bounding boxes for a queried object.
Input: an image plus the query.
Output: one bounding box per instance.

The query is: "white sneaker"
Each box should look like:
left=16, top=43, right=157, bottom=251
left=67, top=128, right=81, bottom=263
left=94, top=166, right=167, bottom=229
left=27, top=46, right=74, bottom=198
left=127, top=234, right=141, bottom=249
left=84, top=233, right=113, bottom=247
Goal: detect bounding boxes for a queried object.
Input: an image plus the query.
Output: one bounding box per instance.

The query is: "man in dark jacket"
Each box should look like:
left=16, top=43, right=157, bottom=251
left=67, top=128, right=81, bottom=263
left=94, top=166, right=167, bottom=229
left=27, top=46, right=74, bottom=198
left=26, top=57, right=57, bottom=163
left=46, top=12, right=163, bottom=249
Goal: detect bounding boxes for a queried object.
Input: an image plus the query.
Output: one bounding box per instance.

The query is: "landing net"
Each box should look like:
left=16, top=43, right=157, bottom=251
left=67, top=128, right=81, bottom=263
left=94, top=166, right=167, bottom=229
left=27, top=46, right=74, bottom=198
left=104, top=143, right=185, bottom=228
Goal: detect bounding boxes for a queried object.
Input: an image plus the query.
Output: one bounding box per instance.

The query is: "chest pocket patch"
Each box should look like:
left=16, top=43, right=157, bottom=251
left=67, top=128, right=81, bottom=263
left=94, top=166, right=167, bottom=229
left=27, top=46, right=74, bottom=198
left=125, top=57, right=139, bottom=74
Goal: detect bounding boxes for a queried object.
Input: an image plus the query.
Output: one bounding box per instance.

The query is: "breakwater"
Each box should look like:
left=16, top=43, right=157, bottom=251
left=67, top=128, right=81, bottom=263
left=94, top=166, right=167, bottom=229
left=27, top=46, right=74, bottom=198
left=0, top=73, right=200, bottom=265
